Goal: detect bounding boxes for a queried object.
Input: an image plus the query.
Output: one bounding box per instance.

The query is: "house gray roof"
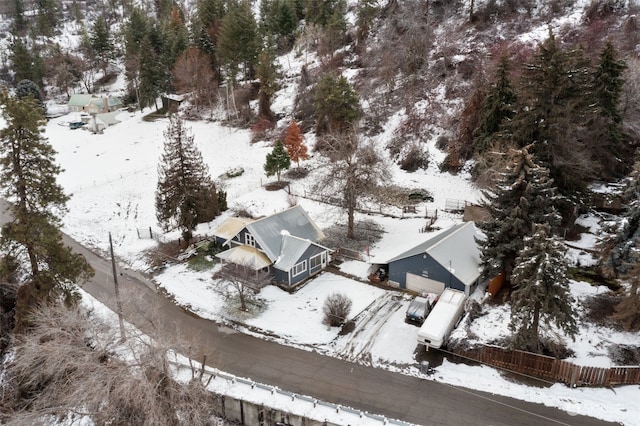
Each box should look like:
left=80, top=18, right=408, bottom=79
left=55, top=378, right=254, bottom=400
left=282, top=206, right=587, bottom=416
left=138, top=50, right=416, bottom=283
left=387, top=222, right=481, bottom=286
left=273, top=234, right=331, bottom=272
left=244, top=205, right=325, bottom=262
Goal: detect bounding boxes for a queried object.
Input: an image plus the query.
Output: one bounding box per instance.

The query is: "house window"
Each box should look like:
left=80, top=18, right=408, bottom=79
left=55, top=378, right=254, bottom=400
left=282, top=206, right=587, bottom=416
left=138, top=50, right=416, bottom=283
left=292, top=260, right=307, bottom=277
left=245, top=233, right=255, bottom=247
left=310, top=253, right=324, bottom=269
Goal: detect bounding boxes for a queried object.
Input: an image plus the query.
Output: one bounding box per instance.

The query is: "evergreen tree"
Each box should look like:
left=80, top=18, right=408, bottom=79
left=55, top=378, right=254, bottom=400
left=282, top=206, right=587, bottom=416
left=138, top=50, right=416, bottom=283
left=314, top=73, right=361, bottom=135
left=264, top=140, right=291, bottom=181
left=13, top=0, right=26, bottom=34
left=508, top=31, right=594, bottom=195
left=355, top=0, right=378, bottom=46
left=123, top=7, right=149, bottom=104
left=599, top=161, right=640, bottom=278
left=138, top=35, right=164, bottom=109
left=0, top=94, right=93, bottom=330
left=165, top=6, right=190, bottom=70
left=256, top=47, right=279, bottom=122
left=36, top=0, right=58, bottom=35
left=218, top=0, right=260, bottom=81
left=15, top=79, right=45, bottom=113
left=90, top=16, right=115, bottom=71
left=588, top=41, right=630, bottom=178
left=9, top=37, right=44, bottom=87
left=305, top=0, right=340, bottom=27
left=124, top=6, right=149, bottom=58
left=156, top=115, right=220, bottom=244
left=473, top=54, right=517, bottom=155
left=509, top=224, right=577, bottom=353
left=320, top=0, right=347, bottom=55
left=477, top=144, right=561, bottom=282
left=260, top=0, right=298, bottom=51
left=193, top=0, right=226, bottom=73
left=283, top=120, right=309, bottom=168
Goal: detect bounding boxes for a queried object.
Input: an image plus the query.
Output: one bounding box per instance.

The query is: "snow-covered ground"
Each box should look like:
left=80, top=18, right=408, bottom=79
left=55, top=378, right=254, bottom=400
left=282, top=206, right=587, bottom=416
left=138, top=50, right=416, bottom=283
left=14, top=107, right=635, bottom=425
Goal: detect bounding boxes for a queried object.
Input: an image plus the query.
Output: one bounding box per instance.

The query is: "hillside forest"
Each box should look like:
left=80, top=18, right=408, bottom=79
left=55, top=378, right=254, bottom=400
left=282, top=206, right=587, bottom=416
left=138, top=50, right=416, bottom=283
left=0, top=0, right=639, bottom=421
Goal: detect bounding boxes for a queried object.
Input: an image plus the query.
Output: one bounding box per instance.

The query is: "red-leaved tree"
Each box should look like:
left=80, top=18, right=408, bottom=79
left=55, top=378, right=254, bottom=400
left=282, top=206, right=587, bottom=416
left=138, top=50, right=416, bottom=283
left=283, top=120, right=309, bottom=168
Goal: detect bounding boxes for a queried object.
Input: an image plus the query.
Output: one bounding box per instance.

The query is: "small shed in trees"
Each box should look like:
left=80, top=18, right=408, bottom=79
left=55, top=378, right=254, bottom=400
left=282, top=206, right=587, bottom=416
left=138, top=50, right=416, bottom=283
left=214, top=206, right=333, bottom=288
left=161, top=94, right=185, bottom=113
left=378, top=222, right=482, bottom=296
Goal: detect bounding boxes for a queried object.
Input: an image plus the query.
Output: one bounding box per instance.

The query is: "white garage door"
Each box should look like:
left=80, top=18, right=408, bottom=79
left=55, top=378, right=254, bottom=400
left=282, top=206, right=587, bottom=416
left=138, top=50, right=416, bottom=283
left=406, top=273, right=445, bottom=295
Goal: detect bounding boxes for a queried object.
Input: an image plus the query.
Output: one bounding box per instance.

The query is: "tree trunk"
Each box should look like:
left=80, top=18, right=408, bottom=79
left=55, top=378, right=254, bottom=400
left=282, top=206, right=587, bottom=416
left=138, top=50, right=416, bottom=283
left=347, top=205, right=355, bottom=239
left=531, top=301, right=541, bottom=352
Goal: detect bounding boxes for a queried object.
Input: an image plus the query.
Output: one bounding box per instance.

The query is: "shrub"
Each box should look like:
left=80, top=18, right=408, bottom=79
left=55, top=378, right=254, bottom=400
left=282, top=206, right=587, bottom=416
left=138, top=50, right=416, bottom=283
left=323, top=293, right=352, bottom=327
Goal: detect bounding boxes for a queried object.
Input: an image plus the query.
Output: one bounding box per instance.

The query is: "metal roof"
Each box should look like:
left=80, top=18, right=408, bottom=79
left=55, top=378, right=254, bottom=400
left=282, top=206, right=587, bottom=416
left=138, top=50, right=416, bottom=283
left=215, top=245, right=271, bottom=270
left=244, top=206, right=325, bottom=262
left=387, top=222, right=481, bottom=286
left=273, top=234, right=331, bottom=272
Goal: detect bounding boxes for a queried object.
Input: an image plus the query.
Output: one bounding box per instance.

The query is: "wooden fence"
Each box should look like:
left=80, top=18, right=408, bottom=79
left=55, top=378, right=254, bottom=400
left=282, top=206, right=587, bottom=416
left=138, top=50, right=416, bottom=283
left=452, top=345, right=640, bottom=387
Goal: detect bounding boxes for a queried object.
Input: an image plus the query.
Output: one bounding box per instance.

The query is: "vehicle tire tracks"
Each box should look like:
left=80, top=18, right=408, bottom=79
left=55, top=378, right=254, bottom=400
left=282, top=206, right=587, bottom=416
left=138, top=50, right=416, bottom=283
left=338, top=292, right=405, bottom=365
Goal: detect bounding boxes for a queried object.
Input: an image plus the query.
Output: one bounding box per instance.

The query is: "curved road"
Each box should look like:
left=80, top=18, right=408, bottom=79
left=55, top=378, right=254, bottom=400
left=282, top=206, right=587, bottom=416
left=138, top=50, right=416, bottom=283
left=0, top=200, right=614, bottom=426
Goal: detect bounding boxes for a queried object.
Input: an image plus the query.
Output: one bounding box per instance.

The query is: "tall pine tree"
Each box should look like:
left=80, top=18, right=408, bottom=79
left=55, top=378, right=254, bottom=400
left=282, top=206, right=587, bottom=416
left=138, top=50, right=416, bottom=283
left=477, top=144, right=561, bottom=283
left=218, top=0, right=260, bottom=82
left=508, top=30, right=593, bottom=195
left=156, top=115, right=220, bottom=244
left=588, top=41, right=630, bottom=178
left=509, top=223, right=577, bottom=353
left=0, top=94, right=93, bottom=330
left=473, top=53, right=517, bottom=155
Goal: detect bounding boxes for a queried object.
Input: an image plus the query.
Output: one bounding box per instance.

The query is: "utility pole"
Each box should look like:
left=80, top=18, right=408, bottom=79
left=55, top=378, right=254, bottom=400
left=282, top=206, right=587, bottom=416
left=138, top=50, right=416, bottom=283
left=109, top=232, right=126, bottom=342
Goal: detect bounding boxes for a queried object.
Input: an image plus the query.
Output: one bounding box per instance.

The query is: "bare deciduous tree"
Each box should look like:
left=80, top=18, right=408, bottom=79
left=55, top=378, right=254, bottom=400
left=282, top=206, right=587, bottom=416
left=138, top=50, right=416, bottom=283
left=323, top=293, right=352, bottom=326
left=612, top=262, right=640, bottom=332
left=314, top=132, right=391, bottom=239
left=0, top=294, right=224, bottom=425
left=213, top=261, right=271, bottom=311
left=172, top=47, right=218, bottom=111
left=621, top=57, right=640, bottom=138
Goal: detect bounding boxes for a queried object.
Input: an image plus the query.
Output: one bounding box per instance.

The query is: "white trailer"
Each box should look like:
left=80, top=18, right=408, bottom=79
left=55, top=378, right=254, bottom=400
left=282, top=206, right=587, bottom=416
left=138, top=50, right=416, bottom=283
left=417, top=288, right=467, bottom=350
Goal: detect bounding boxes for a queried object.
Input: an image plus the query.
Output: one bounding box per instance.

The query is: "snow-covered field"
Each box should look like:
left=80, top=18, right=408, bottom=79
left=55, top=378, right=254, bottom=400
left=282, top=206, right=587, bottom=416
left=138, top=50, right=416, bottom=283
left=18, top=107, right=636, bottom=425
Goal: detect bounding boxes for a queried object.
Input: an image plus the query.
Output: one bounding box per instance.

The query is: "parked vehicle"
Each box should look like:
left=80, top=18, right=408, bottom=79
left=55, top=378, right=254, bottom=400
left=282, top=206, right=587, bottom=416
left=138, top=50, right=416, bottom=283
left=69, top=121, right=85, bottom=129
left=405, top=293, right=438, bottom=325
left=417, top=288, right=466, bottom=350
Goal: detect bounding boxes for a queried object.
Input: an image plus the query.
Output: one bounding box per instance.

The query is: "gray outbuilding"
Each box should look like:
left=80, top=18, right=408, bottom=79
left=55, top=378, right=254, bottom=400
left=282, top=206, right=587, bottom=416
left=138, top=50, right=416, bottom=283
left=383, top=222, right=482, bottom=296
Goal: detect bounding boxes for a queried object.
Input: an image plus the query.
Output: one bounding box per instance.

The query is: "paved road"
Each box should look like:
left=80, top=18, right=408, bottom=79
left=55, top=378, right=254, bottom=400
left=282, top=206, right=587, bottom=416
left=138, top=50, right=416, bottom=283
left=0, top=200, right=615, bottom=426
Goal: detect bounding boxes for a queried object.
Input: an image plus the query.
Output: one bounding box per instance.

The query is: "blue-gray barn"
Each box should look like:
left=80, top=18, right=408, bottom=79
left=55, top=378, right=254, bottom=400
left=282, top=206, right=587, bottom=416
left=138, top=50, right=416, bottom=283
left=212, top=206, right=332, bottom=288
left=382, top=222, right=482, bottom=296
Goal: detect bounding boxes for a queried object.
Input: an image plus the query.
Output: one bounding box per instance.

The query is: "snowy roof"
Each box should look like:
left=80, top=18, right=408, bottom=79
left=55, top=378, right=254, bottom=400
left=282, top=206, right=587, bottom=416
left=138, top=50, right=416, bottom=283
left=274, top=234, right=331, bottom=272
left=387, top=222, right=481, bottom=286
left=67, top=94, right=94, bottom=107
left=96, top=111, right=122, bottom=126
left=244, top=206, right=325, bottom=262
left=417, top=289, right=466, bottom=341
left=163, top=93, right=185, bottom=102
left=213, top=217, right=256, bottom=241
left=215, top=245, right=271, bottom=270
left=67, top=94, right=123, bottom=108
